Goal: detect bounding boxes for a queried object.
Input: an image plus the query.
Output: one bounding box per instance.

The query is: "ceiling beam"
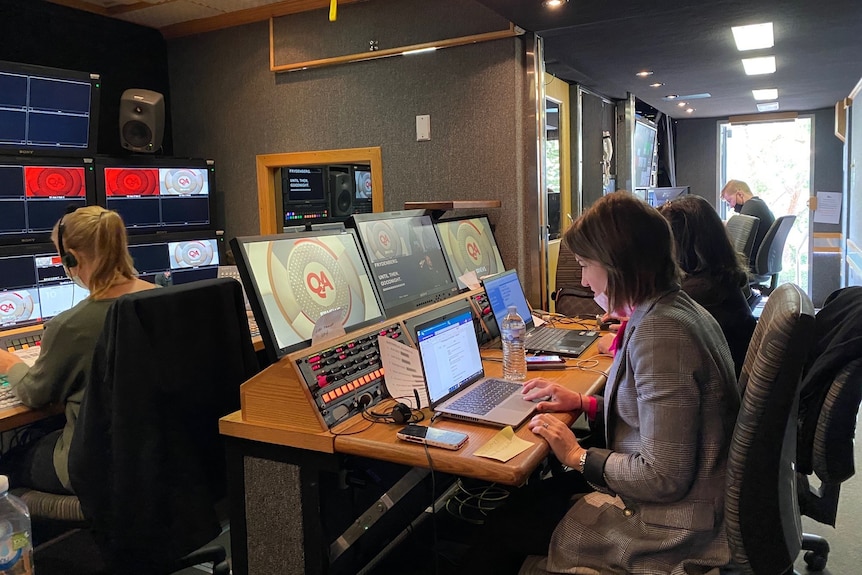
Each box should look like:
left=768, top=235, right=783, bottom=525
left=161, top=0, right=367, bottom=39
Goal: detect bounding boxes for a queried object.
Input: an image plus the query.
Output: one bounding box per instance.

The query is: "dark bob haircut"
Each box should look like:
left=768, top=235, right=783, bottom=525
left=563, top=192, right=681, bottom=311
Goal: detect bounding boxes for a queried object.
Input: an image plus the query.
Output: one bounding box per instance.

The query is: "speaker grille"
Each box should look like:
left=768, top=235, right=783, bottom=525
left=122, top=120, right=153, bottom=148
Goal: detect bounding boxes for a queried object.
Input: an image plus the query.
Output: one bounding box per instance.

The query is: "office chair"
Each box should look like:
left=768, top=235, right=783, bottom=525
left=725, top=214, right=759, bottom=269
left=792, top=286, right=862, bottom=571
left=747, top=215, right=796, bottom=308
left=26, top=278, right=259, bottom=574
left=724, top=282, right=815, bottom=575
left=550, top=240, right=603, bottom=317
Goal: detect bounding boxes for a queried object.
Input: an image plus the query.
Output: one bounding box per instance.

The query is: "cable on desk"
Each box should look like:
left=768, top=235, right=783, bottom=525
left=564, top=356, right=611, bottom=379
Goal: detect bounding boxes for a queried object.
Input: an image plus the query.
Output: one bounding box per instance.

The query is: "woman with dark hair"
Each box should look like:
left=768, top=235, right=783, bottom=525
left=0, top=206, right=155, bottom=494
left=658, top=194, right=756, bottom=375
left=516, top=192, right=740, bottom=574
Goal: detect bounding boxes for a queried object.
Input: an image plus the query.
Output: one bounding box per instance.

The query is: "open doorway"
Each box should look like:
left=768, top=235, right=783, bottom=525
left=718, top=117, right=812, bottom=293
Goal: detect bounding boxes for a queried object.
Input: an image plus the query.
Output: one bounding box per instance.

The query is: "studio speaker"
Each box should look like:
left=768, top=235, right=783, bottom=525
left=119, top=89, right=164, bottom=153
left=330, top=169, right=354, bottom=218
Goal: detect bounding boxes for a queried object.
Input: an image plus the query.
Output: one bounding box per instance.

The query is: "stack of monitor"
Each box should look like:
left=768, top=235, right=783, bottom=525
left=0, top=59, right=222, bottom=335
left=232, top=210, right=506, bottom=361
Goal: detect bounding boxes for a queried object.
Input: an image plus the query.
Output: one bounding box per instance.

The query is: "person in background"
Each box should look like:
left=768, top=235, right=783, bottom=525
left=0, top=206, right=155, bottom=494
left=659, top=195, right=756, bottom=376
left=720, top=179, right=775, bottom=269
left=515, top=192, right=739, bottom=574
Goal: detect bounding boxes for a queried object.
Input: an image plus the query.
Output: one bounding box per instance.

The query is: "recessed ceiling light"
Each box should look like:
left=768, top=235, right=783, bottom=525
left=542, top=0, right=568, bottom=7
left=686, top=108, right=695, bottom=114
left=677, top=102, right=687, bottom=107
left=649, top=82, right=664, bottom=88
left=757, top=101, right=780, bottom=112
left=665, top=94, right=679, bottom=100
left=752, top=88, right=778, bottom=100
left=742, top=56, right=776, bottom=75
left=731, top=22, right=774, bottom=51
left=636, top=71, right=654, bottom=77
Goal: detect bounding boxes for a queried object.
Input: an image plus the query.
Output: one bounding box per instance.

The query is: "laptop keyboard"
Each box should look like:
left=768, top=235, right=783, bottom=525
left=447, top=378, right=521, bottom=416
left=0, top=378, right=23, bottom=410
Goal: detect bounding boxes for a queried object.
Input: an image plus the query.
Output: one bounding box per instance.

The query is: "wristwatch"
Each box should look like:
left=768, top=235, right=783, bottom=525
left=578, top=450, right=588, bottom=473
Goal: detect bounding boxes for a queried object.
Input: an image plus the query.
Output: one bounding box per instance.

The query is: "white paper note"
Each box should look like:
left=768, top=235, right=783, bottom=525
left=813, top=191, right=841, bottom=225
left=311, top=308, right=346, bottom=347
left=377, top=335, right=429, bottom=409
left=459, top=270, right=481, bottom=290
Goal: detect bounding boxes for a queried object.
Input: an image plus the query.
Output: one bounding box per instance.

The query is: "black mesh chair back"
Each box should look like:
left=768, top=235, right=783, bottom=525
left=750, top=215, right=796, bottom=291
left=725, top=282, right=815, bottom=575
left=725, top=214, right=760, bottom=268
left=551, top=240, right=603, bottom=317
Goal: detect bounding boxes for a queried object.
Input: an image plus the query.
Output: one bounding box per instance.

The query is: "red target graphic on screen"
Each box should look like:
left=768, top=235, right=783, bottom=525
left=266, top=238, right=366, bottom=340
left=24, top=167, right=85, bottom=197
left=450, top=221, right=498, bottom=277
left=161, top=168, right=205, bottom=196
left=171, top=240, right=215, bottom=268
left=0, top=291, right=36, bottom=325
left=104, top=167, right=159, bottom=197
left=365, top=221, right=402, bottom=261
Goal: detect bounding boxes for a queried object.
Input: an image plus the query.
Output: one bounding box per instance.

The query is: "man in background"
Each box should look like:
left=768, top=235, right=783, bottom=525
left=721, top=179, right=775, bottom=269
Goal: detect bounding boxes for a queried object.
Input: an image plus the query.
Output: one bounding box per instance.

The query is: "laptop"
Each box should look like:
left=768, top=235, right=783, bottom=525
left=483, top=269, right=599, bottom=357
left=415, top=306, right=536, bottom=427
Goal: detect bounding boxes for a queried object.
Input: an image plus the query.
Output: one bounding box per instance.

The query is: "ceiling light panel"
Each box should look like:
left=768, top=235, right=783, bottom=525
left=752, top=88, right=778, bottom=100
left=757, top=102, right=780, bottom=112
left=731, top=22, right=774, bottom=51
left=742, top=56, right=776, bottom=75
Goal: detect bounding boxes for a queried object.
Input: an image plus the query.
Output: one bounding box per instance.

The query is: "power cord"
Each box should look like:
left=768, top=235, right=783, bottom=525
left=444, top=479, right=510, bottom=525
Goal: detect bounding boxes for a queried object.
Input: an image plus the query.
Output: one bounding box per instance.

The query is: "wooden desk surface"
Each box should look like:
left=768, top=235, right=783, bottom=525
left=0, top=404, right=64, bottom=433
left=333, top=347, right=609, bottom=485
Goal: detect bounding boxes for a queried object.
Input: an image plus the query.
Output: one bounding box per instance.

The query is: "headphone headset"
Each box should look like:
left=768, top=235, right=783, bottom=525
left=368, top=401, right=421, bottom=425
left=58, top=206, right=79, bottom=269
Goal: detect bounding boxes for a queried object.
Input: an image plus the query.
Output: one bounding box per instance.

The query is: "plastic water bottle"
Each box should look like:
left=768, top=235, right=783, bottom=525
left=501, top=306, right=527, bottom=382
left=0, top=476, right=33, bottom=574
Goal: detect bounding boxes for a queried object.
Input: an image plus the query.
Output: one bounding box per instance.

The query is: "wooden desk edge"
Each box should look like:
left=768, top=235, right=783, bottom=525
left=0, top=404, right=63, bottom=433
left=219, top=411, right=335, bottom=453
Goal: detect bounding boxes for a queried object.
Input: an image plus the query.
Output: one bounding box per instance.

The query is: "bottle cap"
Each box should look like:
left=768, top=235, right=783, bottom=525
left=507, top=306, right=518, bottom=314
left=0, top=476, right=8, bottom=494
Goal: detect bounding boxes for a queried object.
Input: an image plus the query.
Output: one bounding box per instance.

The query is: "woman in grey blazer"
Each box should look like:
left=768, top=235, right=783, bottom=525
left=521, top=192, right=740, bottom=574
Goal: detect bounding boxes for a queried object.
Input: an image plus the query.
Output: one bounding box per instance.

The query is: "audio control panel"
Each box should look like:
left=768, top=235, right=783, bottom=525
left=294, top=323, right=410, bottom=428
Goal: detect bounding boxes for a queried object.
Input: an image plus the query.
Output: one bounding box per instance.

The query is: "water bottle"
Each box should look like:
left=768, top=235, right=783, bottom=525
left=0, top=476, right=33, bottom=574
left=501, top=306, right=527, bottom=382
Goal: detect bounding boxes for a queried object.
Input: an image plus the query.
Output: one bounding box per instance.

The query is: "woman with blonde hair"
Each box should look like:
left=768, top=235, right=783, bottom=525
left=0, top=206, right=154, bottom=494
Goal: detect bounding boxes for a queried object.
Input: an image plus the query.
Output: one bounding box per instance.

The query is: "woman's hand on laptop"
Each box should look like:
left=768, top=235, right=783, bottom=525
left=522, top=378, right=583, bottom=414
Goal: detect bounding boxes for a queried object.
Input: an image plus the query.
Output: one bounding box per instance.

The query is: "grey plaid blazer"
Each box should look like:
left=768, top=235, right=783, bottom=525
left=523, top=289, right=740, bottom=575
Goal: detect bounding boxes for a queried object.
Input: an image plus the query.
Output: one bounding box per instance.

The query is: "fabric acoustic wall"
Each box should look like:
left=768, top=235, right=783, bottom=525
left=165, top=0, right=538, bottom=289
left=0, top=0, right=172, bottom=157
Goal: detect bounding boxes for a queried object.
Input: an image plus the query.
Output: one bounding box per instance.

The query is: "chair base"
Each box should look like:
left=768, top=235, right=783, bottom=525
left=801, top=533, right=830, bottom=572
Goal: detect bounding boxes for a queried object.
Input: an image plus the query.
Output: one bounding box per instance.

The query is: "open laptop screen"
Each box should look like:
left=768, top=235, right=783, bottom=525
left=416, top=308, right=484, bottom=406
left=481, top=269, right=534, bottom=328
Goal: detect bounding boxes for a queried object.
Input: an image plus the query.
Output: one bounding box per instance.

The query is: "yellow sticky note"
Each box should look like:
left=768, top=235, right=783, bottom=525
left=474, top=425, right=533, bottom=462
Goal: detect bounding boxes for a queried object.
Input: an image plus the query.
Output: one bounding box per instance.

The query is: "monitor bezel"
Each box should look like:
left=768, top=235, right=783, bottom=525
left=633, top=117, right=658, bottom=189
left=0, top=59, right=101, bottom=157
left=433, top=213, right=505, bottom=291
left=0, top=155, right=97, bottom=247
left=93, top=155, right=217, bottom=235
left=345, top=209, right=460, bottom=318
left=230, top=228, right=386, bottom=363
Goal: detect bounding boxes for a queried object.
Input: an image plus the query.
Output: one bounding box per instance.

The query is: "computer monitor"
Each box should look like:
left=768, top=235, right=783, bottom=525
left=434, top=214, right=505, bottom=290
left=280, top=166, right=330, bottom=225
left=0, top=155, right=96, bottom=246
left=633, top=118, right=657, bottom=189
left=0, top=249, right=90, bottom=331
left=127, top=234, right=221, bottom=286
left=94, top=156, right=215, bottom=234
left=346, top=210, right=459, bottom=317
left=230, top=228, right=385, bottom=361
left=0, top=59, right=100, bottom=157
left=646, top=186, right=691, bottom=208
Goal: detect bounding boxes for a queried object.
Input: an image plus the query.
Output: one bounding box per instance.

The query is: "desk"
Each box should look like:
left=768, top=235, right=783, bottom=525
left=220, top=325, right=610, bottom=575
left=0, top=404, right=63, bottom=433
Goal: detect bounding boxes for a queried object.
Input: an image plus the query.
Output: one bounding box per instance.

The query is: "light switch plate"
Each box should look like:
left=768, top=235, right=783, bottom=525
left=416, top=115, right=430, bottom=141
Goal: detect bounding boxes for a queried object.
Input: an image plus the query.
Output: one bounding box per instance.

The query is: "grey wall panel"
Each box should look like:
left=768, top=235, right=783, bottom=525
left=675, top=117, right=719, bottom=201
left=166, top=0, right=533, bottom=286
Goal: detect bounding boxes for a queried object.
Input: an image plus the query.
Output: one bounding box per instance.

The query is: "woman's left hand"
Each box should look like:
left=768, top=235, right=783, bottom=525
left=528, top=413, right=585, bottom=469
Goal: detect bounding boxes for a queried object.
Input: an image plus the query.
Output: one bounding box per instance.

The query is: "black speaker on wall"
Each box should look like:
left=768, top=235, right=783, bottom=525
left=119, top=88, right=164, bottom=153
left=330, top=168, right=354, bottom=218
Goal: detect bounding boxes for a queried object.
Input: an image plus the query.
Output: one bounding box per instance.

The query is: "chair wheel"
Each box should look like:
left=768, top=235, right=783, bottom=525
left=804, top=550, right=827, bottom=571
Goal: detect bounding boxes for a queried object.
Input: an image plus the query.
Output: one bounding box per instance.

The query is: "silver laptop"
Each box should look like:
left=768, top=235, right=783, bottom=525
left=483, top=269, right=599, bottom=357
left=415, top=306, right=536, bottom=427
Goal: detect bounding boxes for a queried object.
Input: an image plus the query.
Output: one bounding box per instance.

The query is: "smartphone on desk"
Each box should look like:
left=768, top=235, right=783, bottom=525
left=396, top=424, right=468, bottom=450
left=526, top=355, right=567, bottom=370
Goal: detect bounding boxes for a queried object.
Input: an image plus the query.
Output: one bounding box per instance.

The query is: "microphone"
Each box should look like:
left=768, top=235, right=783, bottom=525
left=413, top=388, right=421, bottom=410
